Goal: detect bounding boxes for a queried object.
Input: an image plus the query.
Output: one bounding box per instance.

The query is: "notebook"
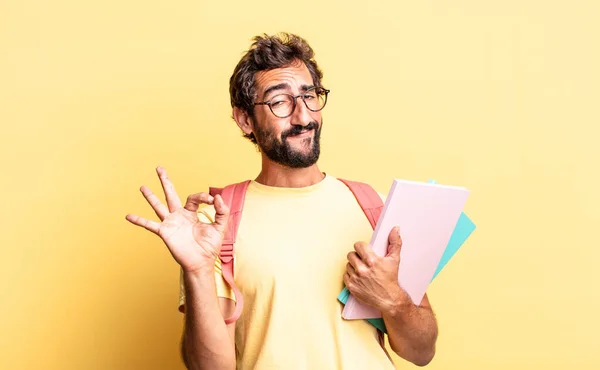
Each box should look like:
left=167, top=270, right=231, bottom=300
left=431, top=212, right=476, bottom=281
left=341, top=178, right=471, bottom=320
left=337, top=210, right=476, bottom=332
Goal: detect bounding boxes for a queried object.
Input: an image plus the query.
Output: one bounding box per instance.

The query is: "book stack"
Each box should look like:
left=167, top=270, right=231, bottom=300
left=338, top=179, right=476, bottom=333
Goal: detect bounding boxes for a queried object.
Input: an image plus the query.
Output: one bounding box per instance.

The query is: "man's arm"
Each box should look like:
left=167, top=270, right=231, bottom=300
left=125, top=168, right=236, bottom=369
left=344, top=226, right=438, bottom=367
left=380, top=292, right=437, bottom=366
left=180, top=266, right=236, bottom=370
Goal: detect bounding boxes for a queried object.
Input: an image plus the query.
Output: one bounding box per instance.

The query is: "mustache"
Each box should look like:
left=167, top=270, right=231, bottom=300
left=282, top=121, right=319, bottom=139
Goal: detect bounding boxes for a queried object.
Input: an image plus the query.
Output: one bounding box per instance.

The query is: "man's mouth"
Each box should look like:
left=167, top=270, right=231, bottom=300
left=283, top=122, right=318, bottom=139
left=288, top=129, right=314, bottom=138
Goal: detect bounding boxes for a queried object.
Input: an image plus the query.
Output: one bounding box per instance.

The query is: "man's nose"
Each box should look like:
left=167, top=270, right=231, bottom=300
left=291, top=97, right=313, bottom=126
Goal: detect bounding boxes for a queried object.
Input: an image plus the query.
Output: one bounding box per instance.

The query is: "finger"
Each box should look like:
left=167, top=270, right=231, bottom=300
left=157, top=167, right=183, bottom=212
left=125, top=214, right=161, bottom=234
left=140, top=185, right=169, bottom=220
left=183, top=192, right=214, bottom=213
left=346, top=251, right=365, bottom=271
left=212, top=195, right=231, bottom=231
left=343, top=271, right=351, bottom=287
left=346, top=262, right=356, bottom=276
left=353, top=241, right=376, bottom=267
left=387, top=226, right=403, bottom=258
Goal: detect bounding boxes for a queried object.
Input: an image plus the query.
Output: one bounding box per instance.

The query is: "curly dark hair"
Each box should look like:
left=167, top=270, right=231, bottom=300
left=229, top=33, right=324, bottom=143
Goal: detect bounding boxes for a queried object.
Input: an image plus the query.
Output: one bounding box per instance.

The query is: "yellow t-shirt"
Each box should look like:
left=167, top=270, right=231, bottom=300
left=179, top=174, right=395, bottom=370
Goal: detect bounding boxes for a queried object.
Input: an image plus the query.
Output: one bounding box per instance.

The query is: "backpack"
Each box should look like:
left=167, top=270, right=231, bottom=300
left=209, top=178, right=390, bottom=356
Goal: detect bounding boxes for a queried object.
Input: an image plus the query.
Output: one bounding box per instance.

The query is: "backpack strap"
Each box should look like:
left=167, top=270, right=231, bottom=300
left=337, top=178, right=392, bottom=362
left=337, top=178, right=384, bottom=229
left=209, top=180, right=251, bottom=325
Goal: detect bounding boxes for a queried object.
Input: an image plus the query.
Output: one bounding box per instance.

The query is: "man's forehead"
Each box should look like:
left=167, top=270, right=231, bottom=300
left=255, top=62, right=313, bottom=94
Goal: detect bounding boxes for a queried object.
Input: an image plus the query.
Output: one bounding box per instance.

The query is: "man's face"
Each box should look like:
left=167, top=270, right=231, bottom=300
left=250, top=61, right=322, bottom=168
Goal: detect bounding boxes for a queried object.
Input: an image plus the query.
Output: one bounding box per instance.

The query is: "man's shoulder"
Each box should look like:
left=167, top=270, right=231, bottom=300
left=208, top=179, right=253, bottom=190
left=332, top=176, right=387, bottom=203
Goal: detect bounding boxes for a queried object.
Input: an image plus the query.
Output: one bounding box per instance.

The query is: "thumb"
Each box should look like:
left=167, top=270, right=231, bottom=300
left=212, top=194, right=230, bottom=232
left=386, top=226, right=403, bottom=258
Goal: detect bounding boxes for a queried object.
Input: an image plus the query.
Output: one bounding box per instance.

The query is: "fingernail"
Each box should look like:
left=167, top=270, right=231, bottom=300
left=396, top=226, right=401, bottom=236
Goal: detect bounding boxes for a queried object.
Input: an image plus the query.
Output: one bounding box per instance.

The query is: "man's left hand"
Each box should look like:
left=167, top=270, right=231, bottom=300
left=343, top=226, right=412, bottom=311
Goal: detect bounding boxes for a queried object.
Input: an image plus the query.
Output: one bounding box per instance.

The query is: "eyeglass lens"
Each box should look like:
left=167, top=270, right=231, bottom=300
left=270, top=88, right=327, bottom=117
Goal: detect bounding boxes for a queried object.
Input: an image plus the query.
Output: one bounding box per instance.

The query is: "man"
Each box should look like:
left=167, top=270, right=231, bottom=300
left=126, top=33, right=438, bottom=369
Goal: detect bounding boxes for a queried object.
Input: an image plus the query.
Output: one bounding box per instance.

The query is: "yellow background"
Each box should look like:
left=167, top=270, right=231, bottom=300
left=1, top=0, right=599, bottom=369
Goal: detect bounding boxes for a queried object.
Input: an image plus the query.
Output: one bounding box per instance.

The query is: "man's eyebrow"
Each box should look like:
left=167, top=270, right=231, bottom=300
left=262, top=83, right=290, bottom=99
left=300, top=84, right=315, bottom=92
left=262, top=83, right=316, bottom=100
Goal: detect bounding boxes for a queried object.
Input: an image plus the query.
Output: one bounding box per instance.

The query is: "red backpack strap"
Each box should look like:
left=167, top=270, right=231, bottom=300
left=337, top=178, right=384, bottom=228
left=209, top=180, right=251, bottom=325
left=338, top=178, right=392, bottom=362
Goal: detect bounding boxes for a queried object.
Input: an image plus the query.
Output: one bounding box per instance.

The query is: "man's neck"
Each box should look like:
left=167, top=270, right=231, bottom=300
left=255, top=157, right=325, bottom=188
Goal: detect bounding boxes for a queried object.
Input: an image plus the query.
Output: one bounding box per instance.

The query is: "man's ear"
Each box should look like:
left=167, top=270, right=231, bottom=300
left=233, top=106, right=254, bottom=136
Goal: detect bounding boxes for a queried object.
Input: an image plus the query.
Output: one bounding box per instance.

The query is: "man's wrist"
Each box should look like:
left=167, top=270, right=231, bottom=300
left=183, top=259, right=217, bottom=279
left=379, top=284, right=413, bottom=317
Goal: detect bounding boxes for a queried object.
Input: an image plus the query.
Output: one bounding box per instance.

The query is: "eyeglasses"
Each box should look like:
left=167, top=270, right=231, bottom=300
left=254, top=87, right=330, bottom=118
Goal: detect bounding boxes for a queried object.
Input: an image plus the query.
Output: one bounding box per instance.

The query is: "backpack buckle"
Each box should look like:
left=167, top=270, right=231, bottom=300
left=220, top=243, right=234, bottom=263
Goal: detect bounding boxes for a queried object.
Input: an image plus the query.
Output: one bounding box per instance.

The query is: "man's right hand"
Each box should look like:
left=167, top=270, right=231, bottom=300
left=126, top=166, right=230, bottom=273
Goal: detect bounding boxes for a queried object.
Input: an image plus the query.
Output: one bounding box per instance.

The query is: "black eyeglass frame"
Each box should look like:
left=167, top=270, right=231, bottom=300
left=253, top=86, right=330, bottom=118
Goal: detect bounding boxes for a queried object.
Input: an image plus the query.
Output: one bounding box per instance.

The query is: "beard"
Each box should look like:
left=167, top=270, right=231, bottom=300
left=253, top=119, right=322, bottom=169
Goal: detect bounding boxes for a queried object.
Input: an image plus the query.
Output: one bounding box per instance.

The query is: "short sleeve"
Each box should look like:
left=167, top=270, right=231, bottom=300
left=177, top=205, right=236, bottom=313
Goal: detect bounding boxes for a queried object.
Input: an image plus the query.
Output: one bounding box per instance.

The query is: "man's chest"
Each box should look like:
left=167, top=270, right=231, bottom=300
left=231, top=195, right=374, bottom=299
